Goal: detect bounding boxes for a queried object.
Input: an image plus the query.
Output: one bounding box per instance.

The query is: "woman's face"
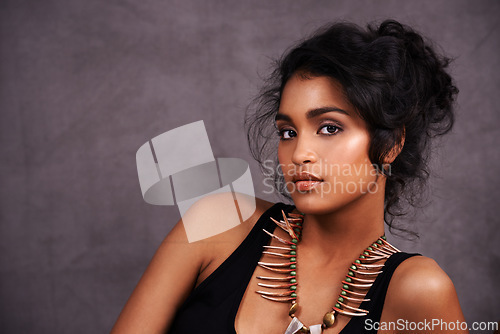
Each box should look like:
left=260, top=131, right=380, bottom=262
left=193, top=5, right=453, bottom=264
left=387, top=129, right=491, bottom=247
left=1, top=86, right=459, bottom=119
left=276, top=73, right=381, bottom=215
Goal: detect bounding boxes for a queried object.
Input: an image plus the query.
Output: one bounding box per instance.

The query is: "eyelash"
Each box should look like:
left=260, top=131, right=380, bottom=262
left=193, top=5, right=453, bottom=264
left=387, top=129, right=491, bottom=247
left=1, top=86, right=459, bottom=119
left=277, top=123, right=343, bottom=140
left=318, top=124, right=342, bottom=135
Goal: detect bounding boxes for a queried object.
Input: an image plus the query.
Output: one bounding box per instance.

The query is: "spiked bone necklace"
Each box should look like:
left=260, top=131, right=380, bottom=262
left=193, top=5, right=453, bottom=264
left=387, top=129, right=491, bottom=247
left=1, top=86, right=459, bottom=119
left=256, top=210, right=400, bottom=334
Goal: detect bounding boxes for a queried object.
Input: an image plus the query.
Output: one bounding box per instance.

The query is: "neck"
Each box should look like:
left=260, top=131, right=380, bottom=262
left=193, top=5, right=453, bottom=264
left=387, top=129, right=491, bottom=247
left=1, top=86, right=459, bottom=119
left=298, top=182, right=386, bottom=261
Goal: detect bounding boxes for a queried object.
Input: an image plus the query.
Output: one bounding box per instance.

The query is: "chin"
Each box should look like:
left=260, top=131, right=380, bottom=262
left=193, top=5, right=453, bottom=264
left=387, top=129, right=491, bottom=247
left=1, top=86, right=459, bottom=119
left=290, top=184, right=367, bottom=216
left=290, top=192, right=341, bottom=216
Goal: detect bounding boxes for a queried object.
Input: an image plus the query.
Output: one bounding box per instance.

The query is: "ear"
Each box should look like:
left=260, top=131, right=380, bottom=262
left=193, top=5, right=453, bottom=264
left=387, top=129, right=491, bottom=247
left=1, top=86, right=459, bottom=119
left=384, top=127, right=405, bottom=164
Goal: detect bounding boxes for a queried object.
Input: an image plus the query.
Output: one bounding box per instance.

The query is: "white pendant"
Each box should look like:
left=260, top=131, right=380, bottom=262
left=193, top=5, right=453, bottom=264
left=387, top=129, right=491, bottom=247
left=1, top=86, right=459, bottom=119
left=285, top=317, right=304, bottom=334
left=309, top=324, right=322, bottom=334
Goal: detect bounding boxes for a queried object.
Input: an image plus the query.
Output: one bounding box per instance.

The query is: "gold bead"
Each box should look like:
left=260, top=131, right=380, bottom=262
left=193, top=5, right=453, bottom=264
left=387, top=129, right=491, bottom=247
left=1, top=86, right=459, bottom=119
left=299, top=325, right=310, bottom=333
left=323, top=312, right=335, bottom=327
left=289, top=302, right=299, bottom=316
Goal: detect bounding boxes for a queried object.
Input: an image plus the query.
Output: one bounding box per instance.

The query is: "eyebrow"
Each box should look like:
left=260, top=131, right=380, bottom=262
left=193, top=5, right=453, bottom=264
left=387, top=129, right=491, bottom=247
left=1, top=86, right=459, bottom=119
left=275, top=107, right=350, bottom=122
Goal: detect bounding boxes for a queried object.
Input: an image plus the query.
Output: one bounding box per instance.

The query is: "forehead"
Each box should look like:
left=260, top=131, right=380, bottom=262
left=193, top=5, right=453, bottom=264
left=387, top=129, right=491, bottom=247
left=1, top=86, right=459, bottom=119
left=279, top=74, right=354, bottom=115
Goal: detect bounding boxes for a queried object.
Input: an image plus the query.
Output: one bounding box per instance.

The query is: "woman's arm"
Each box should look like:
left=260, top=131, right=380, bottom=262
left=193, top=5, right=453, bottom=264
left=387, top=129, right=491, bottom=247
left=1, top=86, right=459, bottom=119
left=111, top=193, right=270, bottom=333
left=380, top=256, right=468, bottom=334
left=110, top=217, right=207, bottom=334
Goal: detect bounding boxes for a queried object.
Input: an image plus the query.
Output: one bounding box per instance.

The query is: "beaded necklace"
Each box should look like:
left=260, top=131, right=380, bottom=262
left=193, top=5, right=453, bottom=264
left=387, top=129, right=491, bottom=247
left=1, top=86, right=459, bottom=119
left=256, top=210, right=400, bottom=334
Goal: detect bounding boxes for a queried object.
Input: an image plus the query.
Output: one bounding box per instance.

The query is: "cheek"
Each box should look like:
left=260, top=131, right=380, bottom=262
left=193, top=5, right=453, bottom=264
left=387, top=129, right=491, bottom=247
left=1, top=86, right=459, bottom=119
left=323, top=134, right=370, bottom=165
left=277, top=145, right=291, bottom=175
left=320, top=134, right=376, bottom=186
left=277, top=144, right=284, bottom=163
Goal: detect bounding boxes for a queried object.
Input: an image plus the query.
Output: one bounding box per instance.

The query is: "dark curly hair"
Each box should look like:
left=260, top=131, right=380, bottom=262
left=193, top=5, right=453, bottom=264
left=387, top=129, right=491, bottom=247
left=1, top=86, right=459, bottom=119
left=246, top=19, right=458, bottom=233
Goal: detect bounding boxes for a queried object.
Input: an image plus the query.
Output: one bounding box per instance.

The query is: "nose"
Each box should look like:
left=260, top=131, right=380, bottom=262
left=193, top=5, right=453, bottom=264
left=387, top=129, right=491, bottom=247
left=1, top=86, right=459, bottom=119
left=291, top=136, right=317, bottom=165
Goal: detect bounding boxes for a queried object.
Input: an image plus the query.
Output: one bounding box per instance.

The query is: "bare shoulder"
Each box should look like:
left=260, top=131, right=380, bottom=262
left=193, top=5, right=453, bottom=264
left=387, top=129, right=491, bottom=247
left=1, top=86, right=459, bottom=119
left=184, top=193, right=275, bottom=284
left=167, top=192, right=275, bottom=254
left=382, top=255, right=466, bottom=327
left=388, top=255, right=454, bottom=297
left=111, top=193, right=276, bottom=333
left=181, top=192, right=274, bottom=241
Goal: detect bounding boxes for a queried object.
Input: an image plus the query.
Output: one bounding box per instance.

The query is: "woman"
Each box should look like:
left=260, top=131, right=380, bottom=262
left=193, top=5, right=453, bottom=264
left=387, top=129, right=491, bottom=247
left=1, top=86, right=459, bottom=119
left=112, top=20, right=467, bottom=333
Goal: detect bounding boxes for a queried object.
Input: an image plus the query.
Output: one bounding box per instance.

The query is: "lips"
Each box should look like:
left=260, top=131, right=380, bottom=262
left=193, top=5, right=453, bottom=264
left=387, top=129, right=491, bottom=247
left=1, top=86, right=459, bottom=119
left=292, top=172, right=323, bottom=192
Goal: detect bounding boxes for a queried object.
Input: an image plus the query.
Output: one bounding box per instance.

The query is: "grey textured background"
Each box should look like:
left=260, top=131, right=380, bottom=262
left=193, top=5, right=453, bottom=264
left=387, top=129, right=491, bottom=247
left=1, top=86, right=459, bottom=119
left=1, top=0, right=499, bottom=333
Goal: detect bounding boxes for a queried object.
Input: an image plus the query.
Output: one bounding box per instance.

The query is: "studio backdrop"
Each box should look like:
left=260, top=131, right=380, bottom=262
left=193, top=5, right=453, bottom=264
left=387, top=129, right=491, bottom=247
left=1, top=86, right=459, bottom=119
left=1, top=0, right=499, bottom=333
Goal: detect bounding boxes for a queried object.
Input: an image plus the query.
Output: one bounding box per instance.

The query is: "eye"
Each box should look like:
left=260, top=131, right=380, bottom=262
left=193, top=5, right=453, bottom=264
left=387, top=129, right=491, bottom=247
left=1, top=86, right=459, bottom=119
left=318, top=124, right=341, bottom=135
left=278, top=129, right=297, bottom=140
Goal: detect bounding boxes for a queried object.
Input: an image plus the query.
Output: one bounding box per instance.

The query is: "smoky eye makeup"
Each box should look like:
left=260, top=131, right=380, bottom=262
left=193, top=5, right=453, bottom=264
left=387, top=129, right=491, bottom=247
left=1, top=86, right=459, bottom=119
left=277, top=127, right=297, bottom=140
left=316, top=118, right=344, bottom=134
left=318, top=124, right=342, bottom=135
left=275, top=117, right=295, bottom=140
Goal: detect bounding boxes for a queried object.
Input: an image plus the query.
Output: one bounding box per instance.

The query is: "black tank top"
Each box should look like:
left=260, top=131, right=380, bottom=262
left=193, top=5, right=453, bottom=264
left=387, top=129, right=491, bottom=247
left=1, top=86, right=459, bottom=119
left=168, top=202, right=419, bottom=333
